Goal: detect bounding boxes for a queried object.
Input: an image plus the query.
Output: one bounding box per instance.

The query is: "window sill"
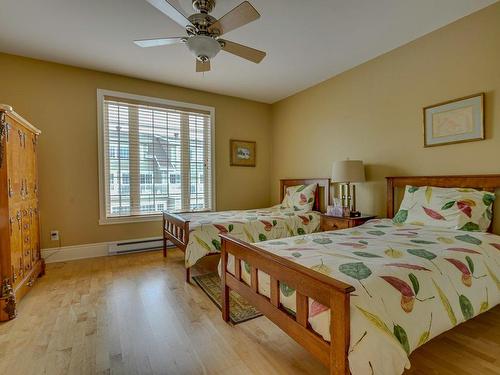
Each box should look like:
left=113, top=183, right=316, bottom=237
left=99, top=214, right=163, bottom=225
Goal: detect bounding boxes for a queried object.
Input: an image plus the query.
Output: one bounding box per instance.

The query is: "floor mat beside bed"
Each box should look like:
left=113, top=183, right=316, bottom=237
left=192, top=272, right=262, bottom=324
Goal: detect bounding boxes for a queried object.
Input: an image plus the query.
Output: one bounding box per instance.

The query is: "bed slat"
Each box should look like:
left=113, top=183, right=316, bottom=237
left=296, top=292, right=308, bottom=328
left=331, top=292, right=350, bottom=375
left=250, top=266, right=258, bottom=293
left=270, top=277, right=279, bottom=307
left=235, top=257, right=241, bottom=281
left=221, top=246, right=230, bottom=322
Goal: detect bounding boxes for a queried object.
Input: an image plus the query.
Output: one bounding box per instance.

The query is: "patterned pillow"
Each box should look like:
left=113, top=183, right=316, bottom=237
left=281, top=184, right=317, bottom=211
left=393, top=185, right=495, bottom=232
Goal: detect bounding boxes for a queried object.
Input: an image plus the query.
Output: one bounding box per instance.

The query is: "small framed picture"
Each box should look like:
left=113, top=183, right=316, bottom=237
left=423, top=93, right=485, bottom=147
left=230, top=139, right=256, bottom=167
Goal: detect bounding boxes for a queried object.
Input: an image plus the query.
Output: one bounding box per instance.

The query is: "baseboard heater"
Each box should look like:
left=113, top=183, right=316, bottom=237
left=108, top=237, right=174, bottom=255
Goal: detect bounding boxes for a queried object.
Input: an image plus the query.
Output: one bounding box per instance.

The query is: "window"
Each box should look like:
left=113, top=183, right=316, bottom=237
left=122, top=173, right=130, bottom=185
left=109, top=146, right=117, bottom=159
left=140, top=173, right=153, bottom=184
left=98, top=89, right=215, bottom=224
left=119, top=145, right=129, bottom=159
left=169, top=174, right=181, bottom=184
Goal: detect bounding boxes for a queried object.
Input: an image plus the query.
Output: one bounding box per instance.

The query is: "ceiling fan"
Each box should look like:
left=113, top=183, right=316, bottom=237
left=135, top=0, right=266, bottom=72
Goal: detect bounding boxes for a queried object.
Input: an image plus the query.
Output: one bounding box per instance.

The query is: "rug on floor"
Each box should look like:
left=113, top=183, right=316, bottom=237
left=192, top=272, right=262, bottom=324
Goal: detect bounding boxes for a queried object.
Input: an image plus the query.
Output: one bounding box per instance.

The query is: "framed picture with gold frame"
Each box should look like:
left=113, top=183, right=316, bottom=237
left=230, top=139, right=256, bottom=167
left=423, top=93, right=485, bottom=147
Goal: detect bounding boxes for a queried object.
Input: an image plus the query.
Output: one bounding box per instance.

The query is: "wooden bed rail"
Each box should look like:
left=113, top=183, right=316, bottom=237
left=220, top=234, right=354, bottom=375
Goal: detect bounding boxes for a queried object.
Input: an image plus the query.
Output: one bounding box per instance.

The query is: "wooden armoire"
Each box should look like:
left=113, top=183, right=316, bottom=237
left=0, top=104, right=44, bottom=321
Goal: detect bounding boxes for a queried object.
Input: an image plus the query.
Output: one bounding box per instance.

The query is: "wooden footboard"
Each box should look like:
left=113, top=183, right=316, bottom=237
left=220, top=234, right=354, bottom=375
left=163, top=212, right=191, bottom=281
left=163, top=212, right=190, bottom=254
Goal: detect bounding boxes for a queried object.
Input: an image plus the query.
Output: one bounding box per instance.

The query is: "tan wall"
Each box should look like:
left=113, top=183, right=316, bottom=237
left=0, top=53, right=272, bottom=248
left=271, top=3, right=500, bottom=233
left=2, top=2, right=499, bottom=249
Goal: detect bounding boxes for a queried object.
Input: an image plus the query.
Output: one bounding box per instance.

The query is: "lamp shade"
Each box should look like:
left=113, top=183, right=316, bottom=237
left=331, top=160, right=366, bottom=183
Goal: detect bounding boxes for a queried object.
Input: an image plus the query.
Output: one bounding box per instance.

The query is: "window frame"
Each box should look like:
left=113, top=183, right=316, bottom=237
left=97, top=89, right=216, bottom=225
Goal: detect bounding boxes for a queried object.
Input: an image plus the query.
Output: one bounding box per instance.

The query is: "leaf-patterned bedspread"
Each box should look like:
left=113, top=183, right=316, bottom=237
left=178, top=206, right=320, bottom=267
left=225, top=219, right=500, bottom=375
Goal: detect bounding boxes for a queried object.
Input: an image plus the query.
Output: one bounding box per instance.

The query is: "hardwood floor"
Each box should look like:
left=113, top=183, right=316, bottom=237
left=0, top=249, right=499, bottom=375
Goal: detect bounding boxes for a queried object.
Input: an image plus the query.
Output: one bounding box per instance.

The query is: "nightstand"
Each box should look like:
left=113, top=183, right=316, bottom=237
left=320, top=214, right=376, bottom=232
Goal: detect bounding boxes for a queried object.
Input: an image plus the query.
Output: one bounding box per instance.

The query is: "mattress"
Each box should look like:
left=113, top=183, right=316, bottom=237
left=173, top=205, right=321, bottom=267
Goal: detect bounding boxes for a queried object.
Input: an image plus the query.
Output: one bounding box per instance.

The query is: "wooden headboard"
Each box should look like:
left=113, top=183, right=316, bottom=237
left=386, top=175, right=500, bottom=232
left=280, top=178, right=331, bottom=213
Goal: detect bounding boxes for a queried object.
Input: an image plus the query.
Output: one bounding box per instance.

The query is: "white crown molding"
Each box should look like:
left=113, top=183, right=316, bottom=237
left=0, top=103, right=42, bottom=135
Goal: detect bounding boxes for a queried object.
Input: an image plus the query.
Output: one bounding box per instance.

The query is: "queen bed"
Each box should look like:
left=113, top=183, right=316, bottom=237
left=162, top=178, right=330, bottom=282
left=219, top=175, right=500, bottom=375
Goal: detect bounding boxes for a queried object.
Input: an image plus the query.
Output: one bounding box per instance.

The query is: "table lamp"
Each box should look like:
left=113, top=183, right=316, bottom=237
left=331, top=160, right=366, bottom=217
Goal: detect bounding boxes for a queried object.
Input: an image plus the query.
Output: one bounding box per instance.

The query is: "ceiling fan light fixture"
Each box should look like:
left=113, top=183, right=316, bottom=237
left=186, top=35, right=221, bottom=61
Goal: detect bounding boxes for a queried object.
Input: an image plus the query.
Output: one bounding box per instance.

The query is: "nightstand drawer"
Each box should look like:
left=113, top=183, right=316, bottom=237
left=320, top=217, right=350, bottom=231
left=320, top=214, right=377, bottom=232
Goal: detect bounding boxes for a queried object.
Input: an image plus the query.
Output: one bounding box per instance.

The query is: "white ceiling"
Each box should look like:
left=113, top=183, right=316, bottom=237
left=0, top=0, right=496, bottom=103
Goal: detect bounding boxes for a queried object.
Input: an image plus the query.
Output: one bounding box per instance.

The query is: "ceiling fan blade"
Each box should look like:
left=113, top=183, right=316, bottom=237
left=220, top=40, right=266, bottom=63
left=196, top=59, right=211, bottom=72
left=208, top=1, right=260, bottom=35
left=146, top=0, right=194, bottom=29
left=134, top=37, right=185, bottom=47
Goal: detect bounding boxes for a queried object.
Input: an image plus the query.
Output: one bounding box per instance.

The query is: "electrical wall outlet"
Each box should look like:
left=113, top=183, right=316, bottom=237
left=50, top=230, right=59, bottom=241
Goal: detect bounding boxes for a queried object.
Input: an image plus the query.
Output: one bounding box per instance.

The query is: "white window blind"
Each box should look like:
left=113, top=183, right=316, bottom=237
left=99, top=91, right=214, bottom=222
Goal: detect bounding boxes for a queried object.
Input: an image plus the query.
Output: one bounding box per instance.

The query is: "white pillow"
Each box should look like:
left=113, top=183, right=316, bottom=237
left=281, top=184, right=317, bottom=211
left=393, top=185, right=495, bottom=232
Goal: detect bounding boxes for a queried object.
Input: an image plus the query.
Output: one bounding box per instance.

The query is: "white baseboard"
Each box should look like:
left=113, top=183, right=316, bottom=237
left=42, top=242, right=109, bottom=264
left=42, top=237, right=168, bottom=264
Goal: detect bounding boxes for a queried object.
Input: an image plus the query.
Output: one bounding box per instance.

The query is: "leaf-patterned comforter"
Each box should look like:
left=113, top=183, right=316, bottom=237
left=223, top=219, right=500, bottom=375
left=178, top=206, right=320, bottom=267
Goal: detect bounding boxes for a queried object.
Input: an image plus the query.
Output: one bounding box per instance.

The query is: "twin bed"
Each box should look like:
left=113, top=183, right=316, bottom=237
left=162, top=178, right=330, bottom=281
left=219, top=175, right=500, bottom=375
left=162, top=174, right=500, bottom=374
